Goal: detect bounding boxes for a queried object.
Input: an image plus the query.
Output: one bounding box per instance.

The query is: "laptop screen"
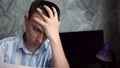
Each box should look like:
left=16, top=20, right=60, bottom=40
left=60, top=30, right=104, bottom=67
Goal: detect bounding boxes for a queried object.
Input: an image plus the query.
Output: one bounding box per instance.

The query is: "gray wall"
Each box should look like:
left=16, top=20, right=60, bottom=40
left=0, top=0, right=111, bottom=41
left=0, top=0, right=109, bottom=40
left=0, top=0, right=34, bottom=39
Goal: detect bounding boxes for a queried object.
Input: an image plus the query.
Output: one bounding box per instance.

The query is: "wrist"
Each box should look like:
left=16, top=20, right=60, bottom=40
left=49, top=34, right=61, bottom=46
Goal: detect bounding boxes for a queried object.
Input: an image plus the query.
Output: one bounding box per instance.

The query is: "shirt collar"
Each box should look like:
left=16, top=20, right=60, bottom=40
left=34, top=40, right=49, bottom=54
left=17, top=33, right=50, bottom=55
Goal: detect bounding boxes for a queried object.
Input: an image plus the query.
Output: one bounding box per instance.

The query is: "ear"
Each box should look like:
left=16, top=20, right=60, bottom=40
left=24, top=14, right=29, bottom=27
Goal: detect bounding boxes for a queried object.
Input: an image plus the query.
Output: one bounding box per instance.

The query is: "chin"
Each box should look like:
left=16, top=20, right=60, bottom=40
left=34, top=42, right=41, bottom=46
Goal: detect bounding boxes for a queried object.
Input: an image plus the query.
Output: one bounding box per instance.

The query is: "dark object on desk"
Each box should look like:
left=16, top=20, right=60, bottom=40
left=60, top=30, right=104, bottom=68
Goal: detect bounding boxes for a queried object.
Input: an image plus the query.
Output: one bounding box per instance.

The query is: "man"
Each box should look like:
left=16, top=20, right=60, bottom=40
left=0, top=0, right=69, bottom=68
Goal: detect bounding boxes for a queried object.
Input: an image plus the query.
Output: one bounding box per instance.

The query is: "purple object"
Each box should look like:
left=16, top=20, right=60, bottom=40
left=96, top=42, right=112, bottom=62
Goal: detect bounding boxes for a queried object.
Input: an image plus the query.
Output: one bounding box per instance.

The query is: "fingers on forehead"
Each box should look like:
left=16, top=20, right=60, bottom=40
left=36, top=4, right=58, bottom=20
left=52, top=6, right=58, bottom=18
left=36, top=8, right=49, bottom=21
left=33, top=17, right=45, bottom=27
left=43, top=5, right=53, bottom=18
left=43, top=5, right=58, bottom=19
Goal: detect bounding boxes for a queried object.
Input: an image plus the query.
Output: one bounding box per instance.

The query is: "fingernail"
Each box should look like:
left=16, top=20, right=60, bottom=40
left=37, top=8, right=42, bottom=12
left=52, top=6, right=55, bottom=10
left=43, top=5, right=47, bottom=7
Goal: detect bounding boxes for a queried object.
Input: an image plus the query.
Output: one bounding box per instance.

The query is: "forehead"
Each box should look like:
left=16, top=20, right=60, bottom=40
left=29, top=12, right=43, bottom=29
left=30, top=12, right=43, bottom=21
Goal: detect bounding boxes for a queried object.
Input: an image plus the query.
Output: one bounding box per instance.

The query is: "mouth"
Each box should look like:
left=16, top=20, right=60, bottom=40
left=34, top=42, right=40, bottom=46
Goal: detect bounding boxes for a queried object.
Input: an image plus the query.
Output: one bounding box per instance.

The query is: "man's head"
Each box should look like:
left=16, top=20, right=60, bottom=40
left=24, top=0, right=60, bottom=47
left=28, top=0, right=60, bottom=21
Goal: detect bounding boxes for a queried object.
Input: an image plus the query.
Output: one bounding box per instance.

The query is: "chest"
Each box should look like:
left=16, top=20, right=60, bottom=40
left=4, top=48, right=50, bottom=67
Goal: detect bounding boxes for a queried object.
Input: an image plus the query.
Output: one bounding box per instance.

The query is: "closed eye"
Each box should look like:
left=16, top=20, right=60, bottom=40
left=32, top=25, right=42, bottom=33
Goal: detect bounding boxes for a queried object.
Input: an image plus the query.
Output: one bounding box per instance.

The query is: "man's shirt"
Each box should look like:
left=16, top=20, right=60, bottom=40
left=0, top=35, right=52, bottom=67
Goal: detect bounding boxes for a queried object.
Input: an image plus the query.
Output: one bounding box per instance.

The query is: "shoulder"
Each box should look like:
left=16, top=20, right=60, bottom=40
left=0, top=35, right=21, bottom=47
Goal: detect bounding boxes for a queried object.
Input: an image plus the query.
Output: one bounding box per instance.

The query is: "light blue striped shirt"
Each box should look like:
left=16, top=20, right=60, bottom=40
left=0, top=35, right=52, bottom=67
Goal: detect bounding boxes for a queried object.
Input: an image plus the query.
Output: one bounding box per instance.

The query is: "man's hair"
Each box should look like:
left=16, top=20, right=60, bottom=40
left=28, top=0, right=60, bottom=21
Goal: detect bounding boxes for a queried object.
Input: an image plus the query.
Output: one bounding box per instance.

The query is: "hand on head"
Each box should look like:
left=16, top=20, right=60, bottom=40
left=33, top=5, right=60, bottom=41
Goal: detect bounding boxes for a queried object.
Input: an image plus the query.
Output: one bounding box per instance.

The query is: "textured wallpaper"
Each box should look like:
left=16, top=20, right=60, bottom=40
left=0, top=0, right=111, bottom=40
left=0, top=0, right=34, bottom=39
left=46, top=0, right=109, bottom=32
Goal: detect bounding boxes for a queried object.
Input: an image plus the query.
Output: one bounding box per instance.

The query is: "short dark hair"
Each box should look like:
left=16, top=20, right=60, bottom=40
left=28, top=0, right=60, bottom=20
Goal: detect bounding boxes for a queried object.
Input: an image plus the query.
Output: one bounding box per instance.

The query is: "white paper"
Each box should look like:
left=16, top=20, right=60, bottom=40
left=0, top=62, right=31, bottom=68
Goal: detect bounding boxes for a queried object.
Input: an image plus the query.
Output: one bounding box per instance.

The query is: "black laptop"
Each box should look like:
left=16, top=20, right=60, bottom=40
left=59, top=30, right=104, bottom=68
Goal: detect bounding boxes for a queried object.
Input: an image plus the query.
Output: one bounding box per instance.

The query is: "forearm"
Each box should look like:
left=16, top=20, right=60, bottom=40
left=49, top=34, right=70, bottom=68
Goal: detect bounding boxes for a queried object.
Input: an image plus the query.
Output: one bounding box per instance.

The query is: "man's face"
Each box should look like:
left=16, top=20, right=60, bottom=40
left=25, top=12, right=46, bottom=47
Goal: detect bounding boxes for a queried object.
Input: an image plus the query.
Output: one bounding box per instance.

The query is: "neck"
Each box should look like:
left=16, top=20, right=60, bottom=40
left=23, top=33, right=39, bottom=54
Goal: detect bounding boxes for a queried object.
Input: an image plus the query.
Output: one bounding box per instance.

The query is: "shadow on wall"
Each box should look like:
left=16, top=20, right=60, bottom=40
left=108, top=0, right=120, bottom=68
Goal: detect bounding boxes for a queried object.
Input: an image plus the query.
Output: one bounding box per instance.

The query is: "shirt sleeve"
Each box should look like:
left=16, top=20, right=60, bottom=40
left=0, top=42, right=4, bottom=62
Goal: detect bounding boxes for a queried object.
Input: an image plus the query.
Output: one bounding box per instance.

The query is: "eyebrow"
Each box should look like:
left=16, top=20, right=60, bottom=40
left=32, top=24, right=43, bottom=32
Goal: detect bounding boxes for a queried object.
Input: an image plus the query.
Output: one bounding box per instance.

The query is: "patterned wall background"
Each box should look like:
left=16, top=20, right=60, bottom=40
left=0, top=0, right=110, bottom=40
left=0, top=0, right=120, bottom=67
left=0, top=0, right=33, bottom=39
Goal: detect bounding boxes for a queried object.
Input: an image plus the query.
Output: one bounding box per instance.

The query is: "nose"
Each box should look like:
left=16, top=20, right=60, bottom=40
left=36, top=35, right=43, bottom=44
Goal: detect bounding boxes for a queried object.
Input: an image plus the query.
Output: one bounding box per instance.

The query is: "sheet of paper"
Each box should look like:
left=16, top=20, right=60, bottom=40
left=0, top=62, right=31, bottom=68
